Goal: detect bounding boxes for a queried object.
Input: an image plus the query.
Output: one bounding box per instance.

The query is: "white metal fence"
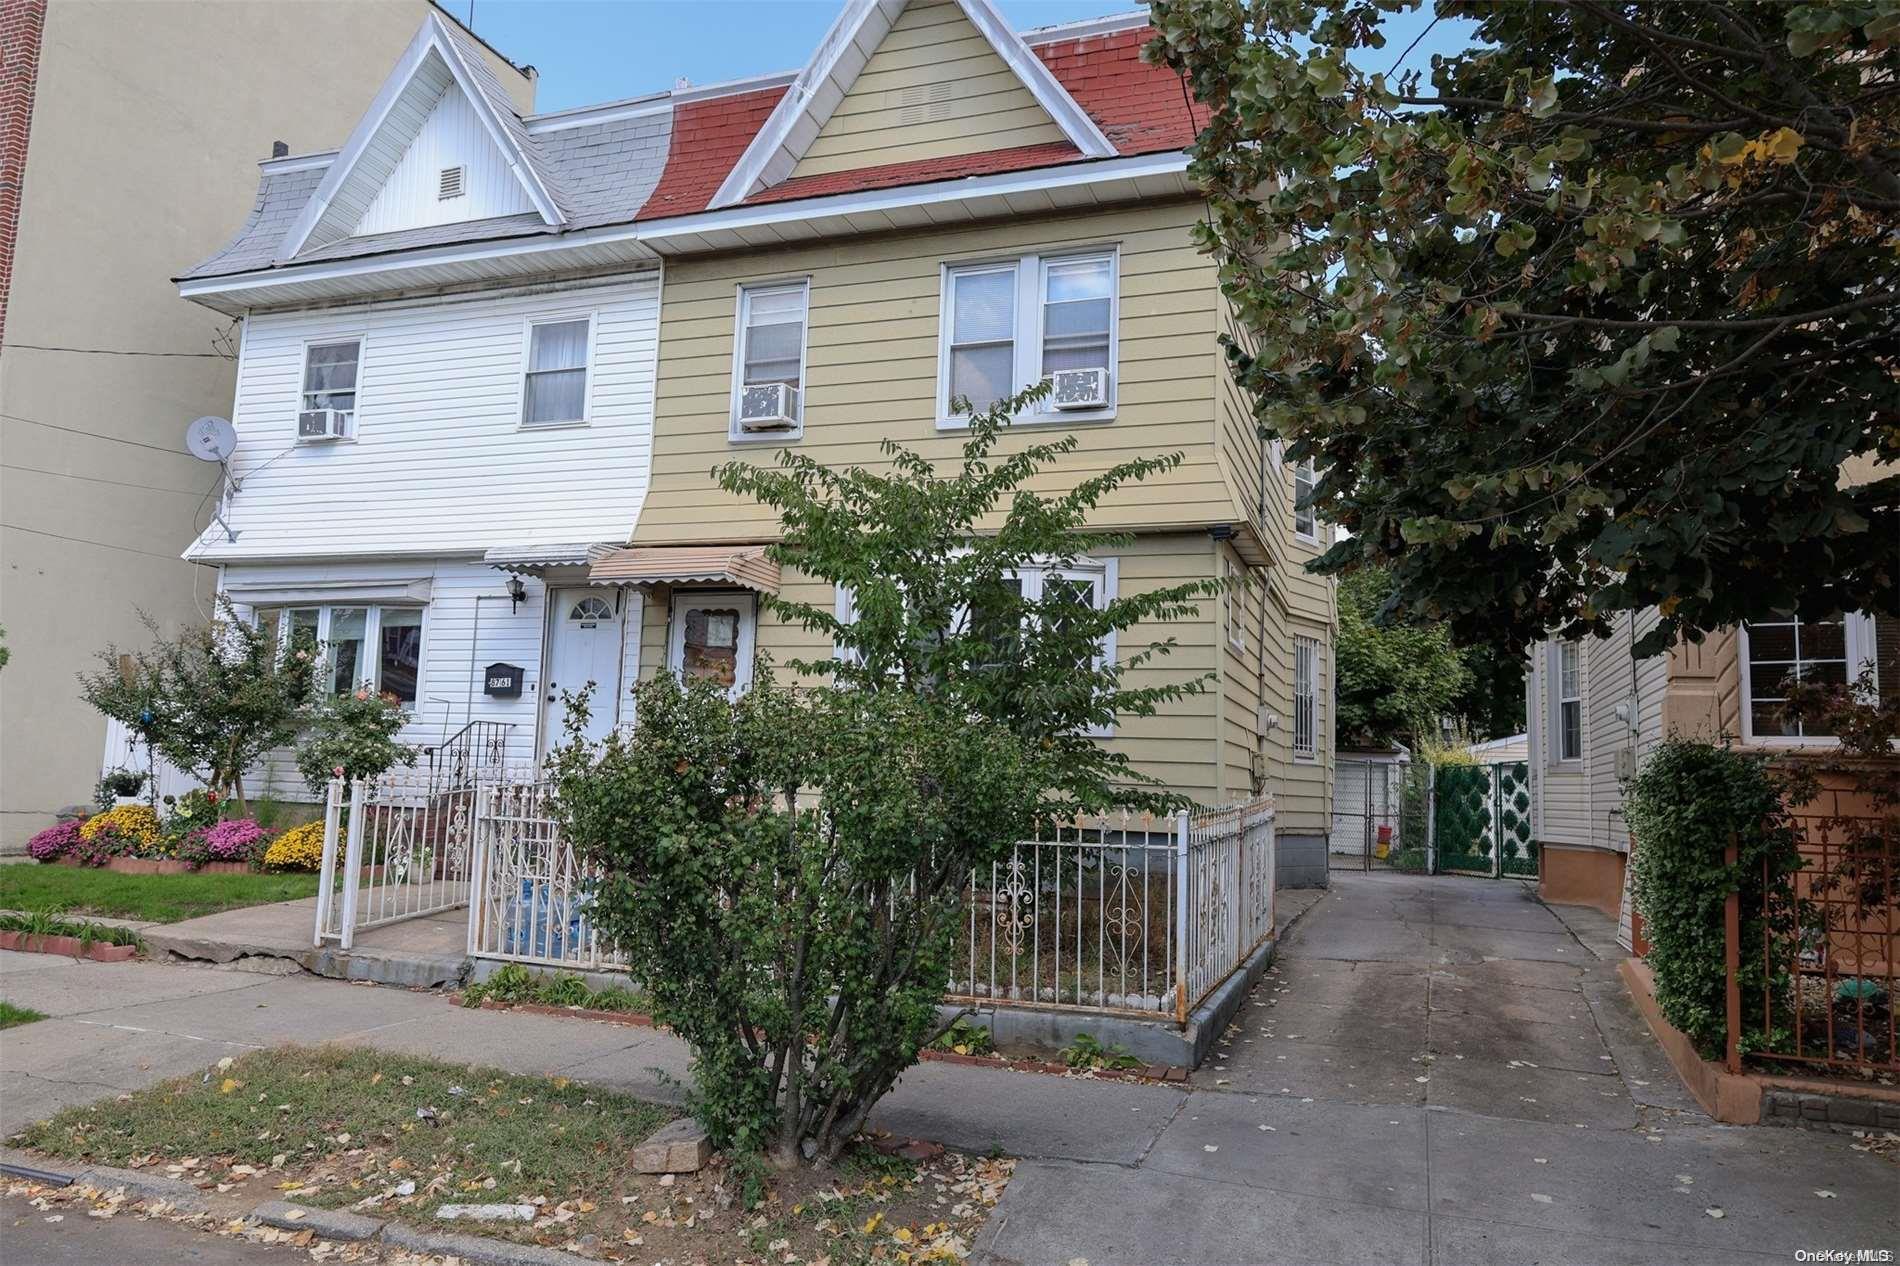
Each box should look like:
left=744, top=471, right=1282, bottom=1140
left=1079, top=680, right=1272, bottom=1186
left=314, top=772, right=476, bottom=950
left=442, top=783, right=1276, bottom=1027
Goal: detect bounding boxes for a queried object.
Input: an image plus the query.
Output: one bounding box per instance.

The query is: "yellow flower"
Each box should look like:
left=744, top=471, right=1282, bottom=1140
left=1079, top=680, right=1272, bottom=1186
left=78, top=803, right=160, bottom=847
left=263, top=820, right=325, bottom=872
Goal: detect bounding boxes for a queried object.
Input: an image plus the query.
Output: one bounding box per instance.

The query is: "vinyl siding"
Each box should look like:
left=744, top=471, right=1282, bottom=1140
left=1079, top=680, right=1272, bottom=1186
left=1528, top=640, right=1591, bottom=847
left=633, top=533, right=1225, bottom=804
left=634, top=200, right=1235, bottom=545
left=353, top=83, right=535, bottom=236
left=214, top=559, right=643, bottom=801
left=198, top=274, right=658, bottom=560
left=789, top=0, right=1066, bottom=180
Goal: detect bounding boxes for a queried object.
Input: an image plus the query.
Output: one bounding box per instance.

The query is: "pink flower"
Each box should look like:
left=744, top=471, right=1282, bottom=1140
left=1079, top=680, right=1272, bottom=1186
left=333, top=765, right=345, bottom=777
left=354, top=690, right=369, bottom=702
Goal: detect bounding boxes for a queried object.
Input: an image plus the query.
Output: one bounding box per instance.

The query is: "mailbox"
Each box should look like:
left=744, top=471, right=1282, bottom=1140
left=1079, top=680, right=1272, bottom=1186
left=484, top=662, right=524, bottom=697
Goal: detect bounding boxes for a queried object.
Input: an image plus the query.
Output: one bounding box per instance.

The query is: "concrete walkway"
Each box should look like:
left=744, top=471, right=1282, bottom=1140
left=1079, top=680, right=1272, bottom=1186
left=2, top=872, right=1895, bottom=1266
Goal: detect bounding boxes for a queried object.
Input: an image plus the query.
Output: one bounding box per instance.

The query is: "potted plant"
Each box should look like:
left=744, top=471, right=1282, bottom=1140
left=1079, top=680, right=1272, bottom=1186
left=95, top=767, right=148, bottom=810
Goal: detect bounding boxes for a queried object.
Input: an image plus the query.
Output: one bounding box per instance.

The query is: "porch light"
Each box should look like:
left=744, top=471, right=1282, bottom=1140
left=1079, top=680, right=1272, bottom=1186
left=506, top=576, right=526, bottom=613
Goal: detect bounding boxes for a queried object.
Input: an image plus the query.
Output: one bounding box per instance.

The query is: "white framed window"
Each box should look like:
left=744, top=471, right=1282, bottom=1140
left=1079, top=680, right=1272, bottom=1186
left=1550, top=642, right=1582, bottom=763
left=668, top=592, right=758, bottom=696
left=1293, top=460, right=1318, bottom=542
left=300, top=338, right=361, bottom=436
left=937, top=248, right=1119, bottom=426
left=1224, top=560, right=1247, bottom=653
left=730, top=280, right=809, bottom=441
left=261, top=604, right=424, bottom=711
left=1740, top=612, right=1895, bottom=744
left=521, top=316, right=592, bottom=427
left=1293, top=635, right=1320, bottom=761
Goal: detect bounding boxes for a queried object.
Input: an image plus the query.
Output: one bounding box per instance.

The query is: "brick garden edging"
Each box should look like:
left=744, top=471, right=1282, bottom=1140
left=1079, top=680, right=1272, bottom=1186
left=50, top=857, right=254, bottom=876
left=0, top=931, right=138, bottom=961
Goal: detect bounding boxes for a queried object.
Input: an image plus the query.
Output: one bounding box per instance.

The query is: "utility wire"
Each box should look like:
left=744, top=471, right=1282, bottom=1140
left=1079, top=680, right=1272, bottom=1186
left=4, top=463, right=219, bottom=497
left=1, top=411, right=189, bottom=456
left=2, top=342, right=231, bottom=359
left=1, top=522, right=191, bottom=562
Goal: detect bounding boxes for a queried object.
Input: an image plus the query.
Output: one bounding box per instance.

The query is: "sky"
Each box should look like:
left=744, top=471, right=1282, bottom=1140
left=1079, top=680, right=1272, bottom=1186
left=453, top=0, right=1476, bottom=115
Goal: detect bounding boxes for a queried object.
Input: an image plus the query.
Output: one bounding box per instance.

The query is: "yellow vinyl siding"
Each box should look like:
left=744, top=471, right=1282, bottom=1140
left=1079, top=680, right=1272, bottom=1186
left=636, top=200, right=1236, bottom=545
left=790, top=0, right=1066, bottom=179
left=635, top=535, right=1223, bottom=803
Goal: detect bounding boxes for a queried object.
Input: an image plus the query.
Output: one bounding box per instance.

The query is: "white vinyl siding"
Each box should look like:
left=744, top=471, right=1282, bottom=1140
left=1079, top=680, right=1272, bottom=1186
left=937, top=248, right=1118, bottom=425
left=521, top=316, right=592, bottom=427
left=1293, top=635, right=1319, bottom=761
left=192, top=275, right=658, bottom=560
left=352, top=83, right=535, bottom=237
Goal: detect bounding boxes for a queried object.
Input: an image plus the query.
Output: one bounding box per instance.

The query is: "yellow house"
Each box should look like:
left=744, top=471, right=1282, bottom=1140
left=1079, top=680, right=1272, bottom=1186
left=616, top=0, right=1337, bottom=868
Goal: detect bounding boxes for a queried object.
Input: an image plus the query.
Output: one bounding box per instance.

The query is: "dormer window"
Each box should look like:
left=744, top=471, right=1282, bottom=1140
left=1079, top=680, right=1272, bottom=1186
left=438, top=166, right=465, bottom=201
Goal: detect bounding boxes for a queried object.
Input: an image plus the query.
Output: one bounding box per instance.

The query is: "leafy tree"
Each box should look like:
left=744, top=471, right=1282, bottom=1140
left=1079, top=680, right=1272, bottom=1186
left=550, top=389, right=1216, bottom=1167
left=1454, top=640, right=1526, bottom=740
left=79, top=600, right=315, bottom=815
left=1335, top=567, right=1470, bottom=747
left=1147, top=0, right=1899, bottom=658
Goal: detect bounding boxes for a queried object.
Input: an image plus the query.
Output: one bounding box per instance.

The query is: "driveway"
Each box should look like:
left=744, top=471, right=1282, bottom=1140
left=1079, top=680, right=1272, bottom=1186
left=976, top=871, right=1899, bottom=1266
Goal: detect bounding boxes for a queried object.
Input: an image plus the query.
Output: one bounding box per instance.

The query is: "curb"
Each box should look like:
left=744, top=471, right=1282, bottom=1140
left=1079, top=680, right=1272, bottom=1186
left=3, top=1156, right=591, bottom=1265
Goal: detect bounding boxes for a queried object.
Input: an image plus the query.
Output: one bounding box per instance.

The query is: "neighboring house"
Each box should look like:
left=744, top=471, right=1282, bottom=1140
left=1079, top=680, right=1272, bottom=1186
left=164, top=1, right=1337, bottom=856
left=1527, top=608, right=1898, bottom=919
left=0, top=0, right=533, bottom=851
left=1465, top=733, right=1527, bottom=765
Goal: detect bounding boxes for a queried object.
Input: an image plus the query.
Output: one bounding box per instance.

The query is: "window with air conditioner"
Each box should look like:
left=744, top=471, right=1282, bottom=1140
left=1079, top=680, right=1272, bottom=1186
left=522, top=317, right=591, bottom=427
left=937, top=249, right=1118, bottom=426
left=731, top=280, right=808, bottom=440
left=298, top=339, right=360, bottom=441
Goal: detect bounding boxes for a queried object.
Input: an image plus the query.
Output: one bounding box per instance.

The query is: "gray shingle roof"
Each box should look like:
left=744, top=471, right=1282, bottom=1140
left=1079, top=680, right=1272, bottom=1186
left=180, top=106, right=672, bottom=282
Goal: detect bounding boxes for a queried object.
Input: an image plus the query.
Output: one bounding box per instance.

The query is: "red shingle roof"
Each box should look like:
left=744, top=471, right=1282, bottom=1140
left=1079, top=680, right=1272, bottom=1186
left=633, top=24, right=1198, bottom=222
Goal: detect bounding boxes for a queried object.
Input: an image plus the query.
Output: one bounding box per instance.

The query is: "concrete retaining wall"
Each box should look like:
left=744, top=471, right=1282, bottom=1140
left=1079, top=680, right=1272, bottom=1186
left=1275, top=832, right=1329, bottom=890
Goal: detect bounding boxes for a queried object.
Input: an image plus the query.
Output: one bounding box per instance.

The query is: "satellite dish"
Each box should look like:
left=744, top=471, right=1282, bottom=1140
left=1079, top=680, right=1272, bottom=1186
left=184, top=416, right=236, bottom=463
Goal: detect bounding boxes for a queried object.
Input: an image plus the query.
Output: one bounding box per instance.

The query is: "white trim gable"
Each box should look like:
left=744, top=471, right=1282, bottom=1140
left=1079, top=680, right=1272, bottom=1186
left=277, top=13, right=564, bottom=261
left=708, top=0, right=1115, bottom=210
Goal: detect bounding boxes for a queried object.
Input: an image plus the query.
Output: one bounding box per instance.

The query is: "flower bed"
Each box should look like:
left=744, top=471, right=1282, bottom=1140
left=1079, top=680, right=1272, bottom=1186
left=0, top=911, right=143, bottom=961
left=27, top=800, right=280, bottom=872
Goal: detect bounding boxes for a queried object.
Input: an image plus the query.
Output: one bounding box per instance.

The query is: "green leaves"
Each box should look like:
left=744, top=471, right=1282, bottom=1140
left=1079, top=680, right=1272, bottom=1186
left=1148, top=0, right=1898, bottom=656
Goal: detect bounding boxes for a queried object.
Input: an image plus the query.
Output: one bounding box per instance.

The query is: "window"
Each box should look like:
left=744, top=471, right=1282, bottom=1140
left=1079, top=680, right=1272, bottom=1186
left=1293, top=461, right=1318, bottom=541
left=947, top=265, right=1017, bottom=411
left=1224, top=560, right=1247, bottom=652
left=731, top=281, right=809, bottom=437
left=1742, top=612, right=1896, bottom=742
left=301, top=339, right=361, bottom=427
left=669, top=594, right=757, bottom=695
left=939, top=249, right=1118, bottom=424
left=1552, top=642, right=1582, bottom=762
left=522, top=317, right=590, bottom=426
left=1293, top=636, right=1320, bottom=760
left=258, top=604, right=424, bottom=710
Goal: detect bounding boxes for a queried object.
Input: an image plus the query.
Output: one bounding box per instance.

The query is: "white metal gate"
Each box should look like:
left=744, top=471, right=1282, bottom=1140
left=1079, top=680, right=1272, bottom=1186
left=313, top=772, right=475, bottom=950
left=466, top=781, right=630, bottom=971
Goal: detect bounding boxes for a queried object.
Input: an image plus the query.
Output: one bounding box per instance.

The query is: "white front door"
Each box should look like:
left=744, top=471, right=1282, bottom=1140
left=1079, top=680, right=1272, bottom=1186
left=668, top=592, right=757, bottom=696
left=544, top=588, right=623, bottom=750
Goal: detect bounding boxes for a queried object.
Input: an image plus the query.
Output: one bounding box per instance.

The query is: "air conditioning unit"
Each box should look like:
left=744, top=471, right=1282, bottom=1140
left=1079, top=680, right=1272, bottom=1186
left=297, top=409, right=350, bottom=441
left=1050, top=367, right=1109, bottom=410
left=738, top=382, right=799, bottom=431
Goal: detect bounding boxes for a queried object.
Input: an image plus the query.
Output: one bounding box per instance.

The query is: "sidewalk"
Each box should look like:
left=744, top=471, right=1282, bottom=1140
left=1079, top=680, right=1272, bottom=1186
left=3, top=874, right=1897, bottom=1265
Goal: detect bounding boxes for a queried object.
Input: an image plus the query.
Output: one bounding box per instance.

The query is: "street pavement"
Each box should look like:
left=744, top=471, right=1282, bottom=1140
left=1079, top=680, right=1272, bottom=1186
left=0, top=871, right=1895, bottom=1265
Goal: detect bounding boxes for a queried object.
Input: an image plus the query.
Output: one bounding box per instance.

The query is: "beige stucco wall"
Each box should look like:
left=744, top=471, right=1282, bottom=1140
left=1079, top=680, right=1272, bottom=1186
left=0, top=1, right=532, bottom=850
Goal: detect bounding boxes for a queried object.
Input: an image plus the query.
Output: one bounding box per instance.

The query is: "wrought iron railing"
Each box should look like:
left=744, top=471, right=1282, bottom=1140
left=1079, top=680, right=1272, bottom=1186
left=466, top=780, right=629, bottom=971
left=421, top=720, right=515, bottom=794
left=314, top=770, right=475, bottom=949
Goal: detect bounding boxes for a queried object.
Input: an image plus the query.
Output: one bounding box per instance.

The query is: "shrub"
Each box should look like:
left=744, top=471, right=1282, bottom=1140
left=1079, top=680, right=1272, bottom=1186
left=180, top=819, right=273, bottom=868
left=27, top=819, right=84, bottom=862
left=1624, top=739, right=1806, bottom=1059
left=78, top=804, right=160, bottom=852
left=262, top=820, right=325, bottom=872
left=295, top=688, right=415, bottom=797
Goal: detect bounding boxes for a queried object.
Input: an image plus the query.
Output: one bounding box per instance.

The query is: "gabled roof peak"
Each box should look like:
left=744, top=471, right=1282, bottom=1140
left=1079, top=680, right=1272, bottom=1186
left=275, top=12, right=566, bottom=262
left=708, top=0, right=1116, bottom=211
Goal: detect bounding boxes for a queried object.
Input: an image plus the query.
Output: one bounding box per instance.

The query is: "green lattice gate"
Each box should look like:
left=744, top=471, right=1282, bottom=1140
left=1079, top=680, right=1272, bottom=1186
left=1432, top=761, right=1537, bottom=879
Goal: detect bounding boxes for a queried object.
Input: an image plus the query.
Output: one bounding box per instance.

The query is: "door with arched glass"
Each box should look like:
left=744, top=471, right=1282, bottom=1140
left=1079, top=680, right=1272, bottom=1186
left=543, top=589, right=623, bottom=752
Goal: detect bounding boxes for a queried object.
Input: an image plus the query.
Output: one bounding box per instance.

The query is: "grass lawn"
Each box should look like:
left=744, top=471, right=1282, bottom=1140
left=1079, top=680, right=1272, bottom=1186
left=21, top=1045, right=1011, bottom=1263
left=0, top=1001, right=45, bottom=1029
left=0, top=865, right=320, bottom=923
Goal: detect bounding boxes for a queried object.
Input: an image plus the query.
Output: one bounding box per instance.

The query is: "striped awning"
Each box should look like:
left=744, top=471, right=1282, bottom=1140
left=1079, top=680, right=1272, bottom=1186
left=585, top=545, right=780, bottom=594
left=484, top=542, right=617, bottom=574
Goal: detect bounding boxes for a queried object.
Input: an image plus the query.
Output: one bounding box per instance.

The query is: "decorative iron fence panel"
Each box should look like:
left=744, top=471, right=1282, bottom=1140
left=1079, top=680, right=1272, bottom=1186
left=313, top=771, right=475, bottom=949
left=1432, top=761, right=1535, bottom=879
left=467, top=781, right=631, bottom=972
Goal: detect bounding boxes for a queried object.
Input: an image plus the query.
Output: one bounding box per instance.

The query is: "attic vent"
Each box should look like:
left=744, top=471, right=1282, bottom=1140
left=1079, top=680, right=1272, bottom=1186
left=438, top=165, right=465, bottom=200
left=893, top=82, right=954, bottom=128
